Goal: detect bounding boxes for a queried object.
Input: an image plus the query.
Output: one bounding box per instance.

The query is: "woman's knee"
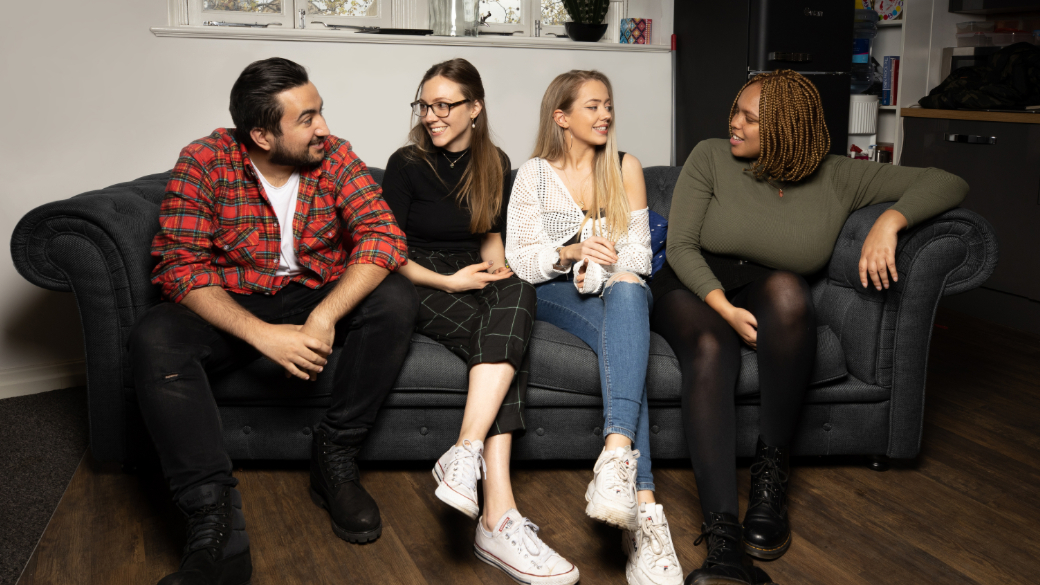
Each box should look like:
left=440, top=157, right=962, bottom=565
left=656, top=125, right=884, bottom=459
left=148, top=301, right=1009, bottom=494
left=756, top=271, right=813, bottom=325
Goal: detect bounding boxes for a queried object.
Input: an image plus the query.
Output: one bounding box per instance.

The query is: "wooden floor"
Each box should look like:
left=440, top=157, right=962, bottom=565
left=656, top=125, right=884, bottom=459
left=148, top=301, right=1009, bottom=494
left=17, top=308, right=1040, bottom=585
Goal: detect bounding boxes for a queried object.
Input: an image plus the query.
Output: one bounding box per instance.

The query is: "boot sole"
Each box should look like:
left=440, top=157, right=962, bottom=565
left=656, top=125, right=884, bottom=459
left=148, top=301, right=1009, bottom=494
left=309, top=488, right=382, bottom=544
left=742, top=532, right=791, bottom=560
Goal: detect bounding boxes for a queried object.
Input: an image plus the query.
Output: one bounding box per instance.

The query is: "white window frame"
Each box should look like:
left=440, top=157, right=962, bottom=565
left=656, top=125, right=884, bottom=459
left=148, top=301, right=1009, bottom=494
left=185, top=0, right=392, bottom=30
left=477, top=1, right=565, bottom=38
left=161, top=0, right=661, bottom=52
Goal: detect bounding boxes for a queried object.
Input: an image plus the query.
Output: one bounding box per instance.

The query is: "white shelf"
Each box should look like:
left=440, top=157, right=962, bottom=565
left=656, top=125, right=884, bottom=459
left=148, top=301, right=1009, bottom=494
left=880, top=105, right=900, bottom=111
left=878, top=20, right=904, bottom=27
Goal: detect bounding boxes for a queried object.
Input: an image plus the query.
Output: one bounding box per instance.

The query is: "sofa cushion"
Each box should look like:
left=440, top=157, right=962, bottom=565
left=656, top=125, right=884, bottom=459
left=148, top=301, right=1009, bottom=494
left=210, top=323, right=850, bottom=407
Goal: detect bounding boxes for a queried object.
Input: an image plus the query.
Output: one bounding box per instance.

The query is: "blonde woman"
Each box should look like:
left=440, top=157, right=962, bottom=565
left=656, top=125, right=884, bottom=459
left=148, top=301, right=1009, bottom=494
left=381, top=59, right=577, bottom=585
left=506, top=70, right=682, bottom=585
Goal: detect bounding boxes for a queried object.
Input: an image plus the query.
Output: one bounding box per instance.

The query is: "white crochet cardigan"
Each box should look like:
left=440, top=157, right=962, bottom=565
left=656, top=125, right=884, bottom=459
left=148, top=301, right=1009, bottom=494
left=505, top=157, right=652, bottom=294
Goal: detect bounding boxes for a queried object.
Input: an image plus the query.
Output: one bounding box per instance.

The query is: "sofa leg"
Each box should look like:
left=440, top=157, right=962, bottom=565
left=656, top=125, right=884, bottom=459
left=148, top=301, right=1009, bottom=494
left=866, top=454, right=890, bottom=472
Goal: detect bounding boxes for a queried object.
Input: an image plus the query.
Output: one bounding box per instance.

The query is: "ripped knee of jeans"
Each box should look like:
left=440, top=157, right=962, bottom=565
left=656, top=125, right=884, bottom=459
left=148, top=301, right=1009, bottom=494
left=604, top=271, right=647, bottom=289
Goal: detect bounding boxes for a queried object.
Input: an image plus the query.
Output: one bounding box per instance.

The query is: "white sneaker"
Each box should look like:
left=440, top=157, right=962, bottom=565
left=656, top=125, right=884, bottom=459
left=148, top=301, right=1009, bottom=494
left=623, top=503, right=683, bottom=585
left=474, top=509, right=580, bottom=585
left=585, top=446, right=640, bottom=530
left=432, top=439, right=485, bottom=519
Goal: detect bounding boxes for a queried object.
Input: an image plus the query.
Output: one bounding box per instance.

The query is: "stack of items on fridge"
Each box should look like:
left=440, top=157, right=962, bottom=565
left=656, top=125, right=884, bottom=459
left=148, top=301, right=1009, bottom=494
left=957, top=18, right=1040, bottom=48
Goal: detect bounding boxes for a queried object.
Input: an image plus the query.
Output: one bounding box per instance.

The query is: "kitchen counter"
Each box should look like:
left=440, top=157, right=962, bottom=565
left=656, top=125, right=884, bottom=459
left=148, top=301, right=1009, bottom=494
left=900, top=107, right=1040, bottom=124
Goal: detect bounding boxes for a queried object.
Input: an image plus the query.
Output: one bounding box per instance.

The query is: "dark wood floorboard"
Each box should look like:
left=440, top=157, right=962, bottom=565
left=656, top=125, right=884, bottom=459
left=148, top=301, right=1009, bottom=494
left=17, top=308, right=1040, bottom=585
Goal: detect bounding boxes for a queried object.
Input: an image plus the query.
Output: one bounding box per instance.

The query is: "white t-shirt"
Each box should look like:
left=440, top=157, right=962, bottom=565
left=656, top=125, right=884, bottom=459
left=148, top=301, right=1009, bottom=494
left=251, top=163, right=303, bottom=277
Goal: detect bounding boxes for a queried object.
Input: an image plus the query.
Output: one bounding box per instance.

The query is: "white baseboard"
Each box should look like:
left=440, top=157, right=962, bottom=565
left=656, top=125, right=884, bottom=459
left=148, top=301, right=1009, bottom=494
left=0, top=360, right=86, bottom=400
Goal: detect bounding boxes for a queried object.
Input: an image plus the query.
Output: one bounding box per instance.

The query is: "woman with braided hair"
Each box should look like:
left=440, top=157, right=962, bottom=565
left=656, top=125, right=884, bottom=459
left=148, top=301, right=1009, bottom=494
left=652, top=70, right=968, bottom=585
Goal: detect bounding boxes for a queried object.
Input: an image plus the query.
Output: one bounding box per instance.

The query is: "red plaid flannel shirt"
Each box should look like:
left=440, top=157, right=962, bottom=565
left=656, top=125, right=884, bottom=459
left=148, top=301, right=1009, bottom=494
left=151, top=128, right=408, bottom=303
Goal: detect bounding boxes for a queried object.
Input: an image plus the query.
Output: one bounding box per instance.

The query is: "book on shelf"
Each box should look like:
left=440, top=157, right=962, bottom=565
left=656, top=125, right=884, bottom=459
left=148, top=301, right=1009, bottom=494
left=620, top=18, right=652, bottom=44
left=881, top=56, right=900, bottom=106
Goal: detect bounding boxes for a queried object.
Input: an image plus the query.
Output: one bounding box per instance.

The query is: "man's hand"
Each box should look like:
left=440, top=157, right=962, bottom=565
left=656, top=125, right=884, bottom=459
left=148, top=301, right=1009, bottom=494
left=859, top=209, right=907, bottom=291
left=297, top=315, right=336, bottom=381
left=250, top=323, right=331, bottom=381
left=447, top=261, right=514, bottom=293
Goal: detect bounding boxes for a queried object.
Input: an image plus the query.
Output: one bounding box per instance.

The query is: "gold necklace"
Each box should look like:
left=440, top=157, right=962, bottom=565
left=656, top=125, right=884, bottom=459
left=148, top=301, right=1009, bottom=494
left=443, top=150, right=468, bottom=169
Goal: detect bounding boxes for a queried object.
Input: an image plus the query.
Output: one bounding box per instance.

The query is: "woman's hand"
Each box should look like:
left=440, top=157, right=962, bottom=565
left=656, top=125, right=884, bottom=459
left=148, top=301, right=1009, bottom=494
left=705, top=289, right=757, bottom=348
left=724, top=306, right=758, bottom=349
left=859, top=209, right=908, bottom=291
left=575, top=259, right=589, bottom=288
left=447, top=261, right=513, bottom=293
left=562, top=236, right=618, bottom=266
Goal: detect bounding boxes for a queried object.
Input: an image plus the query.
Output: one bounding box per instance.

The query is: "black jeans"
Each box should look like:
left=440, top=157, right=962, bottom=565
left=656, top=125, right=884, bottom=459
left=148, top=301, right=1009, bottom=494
left=130, top=274, right=418, bottom=501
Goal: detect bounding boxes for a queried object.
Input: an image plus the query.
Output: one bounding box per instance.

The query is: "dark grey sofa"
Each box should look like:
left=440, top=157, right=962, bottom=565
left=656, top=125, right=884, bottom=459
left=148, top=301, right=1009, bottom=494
left=10, top=166, right=998, bottom=466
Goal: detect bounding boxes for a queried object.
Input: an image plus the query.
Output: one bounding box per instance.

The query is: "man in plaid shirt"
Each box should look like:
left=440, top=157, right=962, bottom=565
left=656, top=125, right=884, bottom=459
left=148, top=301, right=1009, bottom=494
left=129, top=58, right=418, bottom=585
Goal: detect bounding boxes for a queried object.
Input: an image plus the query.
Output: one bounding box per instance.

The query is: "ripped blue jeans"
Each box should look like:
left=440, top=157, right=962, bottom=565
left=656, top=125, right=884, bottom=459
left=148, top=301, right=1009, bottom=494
left=534, top=273, right=655, bottom=491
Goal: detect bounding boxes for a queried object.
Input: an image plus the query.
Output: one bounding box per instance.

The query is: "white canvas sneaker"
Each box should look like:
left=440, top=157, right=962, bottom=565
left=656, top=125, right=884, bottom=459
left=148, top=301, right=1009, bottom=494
left=585, top=446, right=640, bottom=530
left=432, top=439, right=485, bottom=519
left=623, top=503, right=683, bottom=585
left=474, top=509, right=580, bottom=585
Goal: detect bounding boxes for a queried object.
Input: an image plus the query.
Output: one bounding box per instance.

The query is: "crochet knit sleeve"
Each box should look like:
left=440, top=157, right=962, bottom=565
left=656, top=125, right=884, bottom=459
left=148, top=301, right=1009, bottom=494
left=577, top=207, right=652, bottom=294
left=505, top=160, right=570, bottom=284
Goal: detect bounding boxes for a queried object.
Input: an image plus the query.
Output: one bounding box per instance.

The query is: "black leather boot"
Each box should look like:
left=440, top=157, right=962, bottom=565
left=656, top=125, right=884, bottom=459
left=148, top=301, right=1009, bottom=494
left=158, top=483, right=252, bottom=585
left=309, top=428, right=382, bottom=544
left=685, top=512, right=775, bottom=585
left=742, top=436, right=791, bottom=560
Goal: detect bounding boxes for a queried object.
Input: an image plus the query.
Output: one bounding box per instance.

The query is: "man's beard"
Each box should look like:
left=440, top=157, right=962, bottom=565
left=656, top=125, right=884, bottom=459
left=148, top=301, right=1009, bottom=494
left=268, top=136, right=324, bottom=168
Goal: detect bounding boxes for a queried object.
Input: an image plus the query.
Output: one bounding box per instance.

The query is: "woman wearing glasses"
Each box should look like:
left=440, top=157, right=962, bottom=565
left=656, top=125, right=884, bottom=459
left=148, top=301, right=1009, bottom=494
left=506, top=70, right=683, bottom=585
left=380, top=59, right=578, bottom=585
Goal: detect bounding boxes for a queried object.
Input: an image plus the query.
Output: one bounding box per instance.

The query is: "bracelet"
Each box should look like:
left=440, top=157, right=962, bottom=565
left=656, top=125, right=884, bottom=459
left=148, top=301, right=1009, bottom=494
left=552, top=246, right=569, bottom=272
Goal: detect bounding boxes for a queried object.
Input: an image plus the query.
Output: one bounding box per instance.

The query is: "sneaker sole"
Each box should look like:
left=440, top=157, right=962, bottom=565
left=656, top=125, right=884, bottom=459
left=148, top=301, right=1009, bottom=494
left=473, top=543, right=580, bottom=585
left=626, top=562, right=683, bottom=585
left=432, top=467, right=480, bottom=520
left=308, top=488, right=382, bottom=544
left=742, top=532, right=791, bottom=561
left=585, top=482, right=638, bottom=531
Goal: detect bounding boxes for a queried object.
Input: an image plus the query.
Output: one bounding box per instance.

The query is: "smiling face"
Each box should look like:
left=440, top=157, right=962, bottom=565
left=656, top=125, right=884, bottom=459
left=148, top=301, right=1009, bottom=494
left=555, top=80, right=612, bottom=147
left=418, top=75, right=482, bottom=152
left=254, top=82, right=329, bottom=167
left=729, top=81, right=762, bottom=159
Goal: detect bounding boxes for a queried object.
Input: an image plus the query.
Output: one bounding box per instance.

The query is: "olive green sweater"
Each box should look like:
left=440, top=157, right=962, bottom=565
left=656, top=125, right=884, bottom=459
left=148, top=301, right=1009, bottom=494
left=667, top=139, right=970, bottom=300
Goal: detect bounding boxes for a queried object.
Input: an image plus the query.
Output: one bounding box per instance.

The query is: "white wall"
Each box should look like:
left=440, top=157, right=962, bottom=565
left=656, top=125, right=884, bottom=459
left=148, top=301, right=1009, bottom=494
left=0, top=0, right=672, bottom=396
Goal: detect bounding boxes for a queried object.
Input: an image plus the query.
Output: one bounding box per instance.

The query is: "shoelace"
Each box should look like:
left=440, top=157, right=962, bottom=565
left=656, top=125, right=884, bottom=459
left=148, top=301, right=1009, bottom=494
left=183, top=501, right=230, bottom=555
left=323, top=442, right=361, bottom=488
left=748, top=456, right=789, bottom=510
left=504, top=518, right=554, bottom=570
left=640, top=515, right=678, bottom=568
left=449, top=440, right=487, bottom=492
left=603, top=449, right=639, bottom=493
left=694, top=519, right=744, bottom=569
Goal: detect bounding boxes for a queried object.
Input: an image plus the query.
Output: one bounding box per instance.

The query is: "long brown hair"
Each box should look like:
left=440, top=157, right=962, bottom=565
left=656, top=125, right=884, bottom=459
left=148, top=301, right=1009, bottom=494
left=533, top=70, right=628, bottom=240
left=729, top=69, right=830, bottom=182
left=405, top=59, right=505, bottom=234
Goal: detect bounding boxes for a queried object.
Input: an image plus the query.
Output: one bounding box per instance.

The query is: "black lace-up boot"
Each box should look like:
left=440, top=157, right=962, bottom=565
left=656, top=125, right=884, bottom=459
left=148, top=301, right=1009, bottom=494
left=309, top=428, right=382, bottom=543
left=684, top=512, right=775, bottom=585
left=742, top=436, right=791, bottom=560
left=158, top=484, right=252, bottom=585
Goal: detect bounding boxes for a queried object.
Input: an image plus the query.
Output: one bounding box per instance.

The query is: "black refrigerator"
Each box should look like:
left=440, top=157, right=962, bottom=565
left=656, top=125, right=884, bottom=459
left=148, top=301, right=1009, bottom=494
left=673, top=0, right=853, bottom=165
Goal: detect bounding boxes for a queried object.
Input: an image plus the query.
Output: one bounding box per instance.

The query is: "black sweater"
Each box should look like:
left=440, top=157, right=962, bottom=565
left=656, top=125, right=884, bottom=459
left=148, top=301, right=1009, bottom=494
left=381, top=145, right=511, bottom=252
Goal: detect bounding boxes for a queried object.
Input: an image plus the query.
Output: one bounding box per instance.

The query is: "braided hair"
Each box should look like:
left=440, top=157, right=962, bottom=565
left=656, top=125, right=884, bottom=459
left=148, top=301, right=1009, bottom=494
left=729, top=70, right=830, bottom=183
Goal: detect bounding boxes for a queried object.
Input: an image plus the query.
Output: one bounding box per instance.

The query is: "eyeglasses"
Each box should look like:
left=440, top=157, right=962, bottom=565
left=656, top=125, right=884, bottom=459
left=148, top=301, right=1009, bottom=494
left=411, top=99, right=471, bottom=118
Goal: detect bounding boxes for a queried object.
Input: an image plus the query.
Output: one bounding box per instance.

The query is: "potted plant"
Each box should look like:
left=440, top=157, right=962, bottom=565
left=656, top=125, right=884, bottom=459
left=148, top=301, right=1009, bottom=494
left=562, top=0, right=610, bottom=42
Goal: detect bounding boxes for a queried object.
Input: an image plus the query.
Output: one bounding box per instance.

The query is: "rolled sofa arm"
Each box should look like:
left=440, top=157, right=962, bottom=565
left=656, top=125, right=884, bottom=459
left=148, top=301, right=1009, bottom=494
left=10, top=172, right=168, bottom=462
left=823, top=203, right=998, bottom=459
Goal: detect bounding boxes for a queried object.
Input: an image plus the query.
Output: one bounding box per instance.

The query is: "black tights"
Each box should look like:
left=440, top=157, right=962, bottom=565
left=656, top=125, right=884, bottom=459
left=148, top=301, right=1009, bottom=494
left=650, top=271, right=816, bottom=519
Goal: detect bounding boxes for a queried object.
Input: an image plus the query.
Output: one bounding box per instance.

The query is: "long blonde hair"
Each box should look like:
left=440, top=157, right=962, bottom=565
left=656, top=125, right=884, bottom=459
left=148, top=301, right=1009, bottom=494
left=405, top=58, right=505, bottom=233
left=533, top=70, right=628, bottom=239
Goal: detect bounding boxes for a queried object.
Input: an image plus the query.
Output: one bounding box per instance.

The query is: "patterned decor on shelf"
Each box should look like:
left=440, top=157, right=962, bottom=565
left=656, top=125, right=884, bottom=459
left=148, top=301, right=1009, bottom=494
left=619, top=18, right=651, bottom=44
